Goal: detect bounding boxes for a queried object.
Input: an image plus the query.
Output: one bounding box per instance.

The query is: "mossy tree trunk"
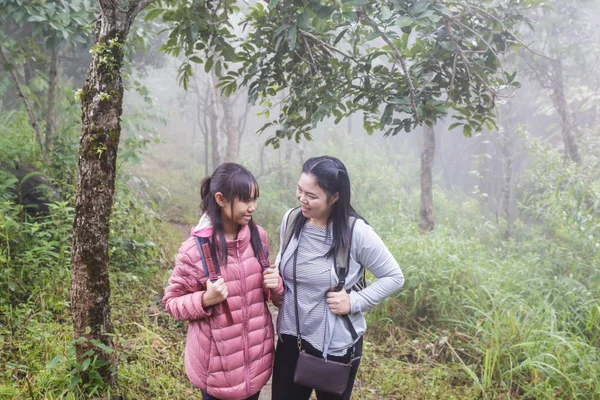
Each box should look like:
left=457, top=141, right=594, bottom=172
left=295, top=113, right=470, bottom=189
left=70, top=0, right=154, bottom=389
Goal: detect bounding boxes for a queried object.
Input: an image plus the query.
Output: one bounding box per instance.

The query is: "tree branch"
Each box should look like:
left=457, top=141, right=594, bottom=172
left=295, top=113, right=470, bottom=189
left=443, top=16, right=496, bottom=106
left=298, top=30, right=357, bottom=62
left=129, top=0, right=156, bottom=19
left=458, top=3, right=554, bottom=61
left=359, top=13, right=419, bottom=122
left=0, top=42, right=45, bottom=158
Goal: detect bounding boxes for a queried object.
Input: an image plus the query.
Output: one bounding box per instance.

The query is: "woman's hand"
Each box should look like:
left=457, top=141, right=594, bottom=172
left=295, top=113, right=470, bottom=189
left=326, top=289, right=351, bottom=315
left=202, top=278, right=228, bottom=307
left=263, top=267, right=280, bottom=289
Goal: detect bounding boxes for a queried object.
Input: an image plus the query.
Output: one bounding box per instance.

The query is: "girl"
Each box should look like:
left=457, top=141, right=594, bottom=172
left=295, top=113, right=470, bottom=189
left=163, top=163, right=283, bottom=400
left=272, top=156, right=405, bottom=400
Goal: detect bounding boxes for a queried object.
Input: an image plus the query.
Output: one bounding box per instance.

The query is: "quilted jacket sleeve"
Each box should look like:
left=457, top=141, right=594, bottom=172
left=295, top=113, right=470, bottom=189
left=163, top=242, right=213, bottom=321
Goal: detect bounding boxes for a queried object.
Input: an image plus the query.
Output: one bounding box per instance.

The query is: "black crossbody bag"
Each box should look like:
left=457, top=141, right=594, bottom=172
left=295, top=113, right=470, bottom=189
left=291, top=234, right=359, bottom=395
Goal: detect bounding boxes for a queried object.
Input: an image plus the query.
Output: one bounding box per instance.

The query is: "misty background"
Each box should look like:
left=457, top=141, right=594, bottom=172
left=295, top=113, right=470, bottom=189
left=1, top=0, right=599, bottom=398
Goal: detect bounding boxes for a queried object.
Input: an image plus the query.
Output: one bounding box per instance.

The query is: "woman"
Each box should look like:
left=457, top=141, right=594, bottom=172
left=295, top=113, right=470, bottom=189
left=272, top=156, right=404, bottom=400
left=163, top=163, right=283, bottom=400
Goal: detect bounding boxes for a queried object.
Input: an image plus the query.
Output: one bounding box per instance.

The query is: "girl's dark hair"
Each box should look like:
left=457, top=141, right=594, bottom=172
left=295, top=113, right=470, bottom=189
left=200, top=163, right=262, bottom=264
left=294, top=156, right=363, bottom=257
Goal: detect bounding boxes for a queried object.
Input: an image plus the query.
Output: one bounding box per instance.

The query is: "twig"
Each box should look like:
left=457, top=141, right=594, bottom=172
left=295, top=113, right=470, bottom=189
left=303, top=35, right=317, bottom=75
left=459, top=2, right=554, bottom=61
left=443, top=16, right=497, bottom=106
left=360, top=13, right=419, bottom=122
left=298, top=30, right=356, bottom=62
left=446, top=53, right=457, bottom=103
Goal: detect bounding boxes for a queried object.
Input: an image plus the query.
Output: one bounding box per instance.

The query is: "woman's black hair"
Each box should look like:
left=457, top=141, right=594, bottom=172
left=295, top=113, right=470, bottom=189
left=294, top=156, right=363, bottom=257
left=200, top=163, right=263, bottom=264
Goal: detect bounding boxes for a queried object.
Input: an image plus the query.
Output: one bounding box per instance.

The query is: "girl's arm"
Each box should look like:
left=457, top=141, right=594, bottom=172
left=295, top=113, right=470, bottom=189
left=348, top=221, right=405, bottom=314
left=162, top=244, right=213, bottom=321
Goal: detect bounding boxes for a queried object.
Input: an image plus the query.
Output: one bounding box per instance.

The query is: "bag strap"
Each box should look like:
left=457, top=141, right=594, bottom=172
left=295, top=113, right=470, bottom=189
left=254, top=237, right=271, bottom=270
left=333, top=216, right=359, bottom=341
left=253, top=236, right=272, bottom=302
left=194, top=236, right=220, bottom=281
left=281, top=207, right=302, bottom=258
left=193, top=235, right=234, bottom=325
left=292, top=232, right=358, bottom=354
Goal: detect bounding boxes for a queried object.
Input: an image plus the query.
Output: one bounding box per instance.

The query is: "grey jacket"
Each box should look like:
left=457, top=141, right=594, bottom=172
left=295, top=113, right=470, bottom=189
left=275, top=208, right=405, bottom=357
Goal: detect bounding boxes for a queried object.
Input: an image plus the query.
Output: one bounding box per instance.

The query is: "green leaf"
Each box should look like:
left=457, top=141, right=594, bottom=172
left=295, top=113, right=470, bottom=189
left=342, top=11, right=357, bottom=22
left=268, top=0, right=280, bottom=9
left=333, top=29, right=348, bottom=45
left=48, top=355, right=61, bottom=369
left=288, top=25, right=297, bottom=51
left=380, top=6, right=391, bottom=20
left=395, top=16, right=413, bottom=28
left=463, top=124, right=473, bottom=138
left=297, top=11, right=311, bottom=30
left=27, top=14, right=48, bottom=22
left=204, top=56, right=214, bottom=73
left=144, top=8, right=164, bottom=21
left=448, top=122, right=463, bottom=131
left=411, top=0, right=428, bottom=15
left=81, top=358, right=91, bottom=371
left=215, top=60, right=222, bottom=77
left=439, top=41, right=456, bottom=52
left=189, top=56, right=203, bottom=64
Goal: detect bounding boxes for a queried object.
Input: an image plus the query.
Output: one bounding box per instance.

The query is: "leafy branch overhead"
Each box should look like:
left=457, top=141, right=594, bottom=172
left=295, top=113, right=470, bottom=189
left=149, top=0, right=536, bottom=147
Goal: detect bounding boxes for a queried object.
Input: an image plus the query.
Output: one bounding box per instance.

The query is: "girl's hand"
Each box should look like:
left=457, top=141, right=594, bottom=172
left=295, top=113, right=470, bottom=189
left=263, top=267, right=280, bottom=289
left=202, top=278, right=228, bottom=307
left=326, top=290, right=351, bottom=315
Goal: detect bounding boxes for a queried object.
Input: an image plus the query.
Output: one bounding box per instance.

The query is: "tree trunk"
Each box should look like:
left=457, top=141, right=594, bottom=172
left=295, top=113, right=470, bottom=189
left=550, top=59, right=581, bottom=164
left=70, top=0, right=152, bottom=389
left=221, top=96, right=239, bottom=163
left=418, top=125, right=435, bottom=232
left=45, top=46, right=58, bottom=154
left=207, top=74, right=222, bottom=168
left=499, top=105, right=515, bottom=239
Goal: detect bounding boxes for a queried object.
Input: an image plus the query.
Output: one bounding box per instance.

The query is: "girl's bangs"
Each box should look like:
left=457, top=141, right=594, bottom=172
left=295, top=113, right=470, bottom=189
left=229, top=171, right=259, bottom=201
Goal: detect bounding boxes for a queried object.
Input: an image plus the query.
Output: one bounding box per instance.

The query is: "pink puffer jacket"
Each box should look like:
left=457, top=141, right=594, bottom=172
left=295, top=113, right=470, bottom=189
left=163, top=224, right=283, bottom=399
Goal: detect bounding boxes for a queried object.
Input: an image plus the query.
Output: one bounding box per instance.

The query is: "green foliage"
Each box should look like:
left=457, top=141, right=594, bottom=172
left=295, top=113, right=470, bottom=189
left=232, top=0, right=528, bottom=147
left=145, top=0, right=239, bottom=89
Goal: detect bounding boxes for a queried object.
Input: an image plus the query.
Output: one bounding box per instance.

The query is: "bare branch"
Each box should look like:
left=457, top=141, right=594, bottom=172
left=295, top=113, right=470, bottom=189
left=298, top=30, right=357, bottom=62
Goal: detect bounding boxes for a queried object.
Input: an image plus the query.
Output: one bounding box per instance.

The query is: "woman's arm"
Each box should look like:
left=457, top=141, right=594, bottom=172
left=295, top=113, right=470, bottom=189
left=162, top=244, right=214, bottom=321
left=348, top=222, right=404, bottom=314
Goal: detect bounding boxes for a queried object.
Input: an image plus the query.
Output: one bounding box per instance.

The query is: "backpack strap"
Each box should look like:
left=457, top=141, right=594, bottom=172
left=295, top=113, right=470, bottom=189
left=253, top=234, right=272, bottom=302
left=333, top=216, right=360, bottom=341
left=194, top=236, right=219, bottom=281
left=193, top=235, right=233, bottom=325
left=254, top=238, right=271, bottom=270
left=281, top=207, right=302, bottom=258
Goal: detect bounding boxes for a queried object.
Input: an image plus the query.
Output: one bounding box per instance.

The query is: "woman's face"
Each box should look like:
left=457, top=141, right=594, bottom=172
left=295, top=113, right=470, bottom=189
left=296, top=173, right=337, bottom=222
left=220, top=187, right=257, bottom=228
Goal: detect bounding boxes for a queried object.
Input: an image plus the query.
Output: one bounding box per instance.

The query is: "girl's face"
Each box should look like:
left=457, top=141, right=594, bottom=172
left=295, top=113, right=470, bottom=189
left=296, top=173, right=338, bottom=222
left=220, top=187, right=257, bottom=228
